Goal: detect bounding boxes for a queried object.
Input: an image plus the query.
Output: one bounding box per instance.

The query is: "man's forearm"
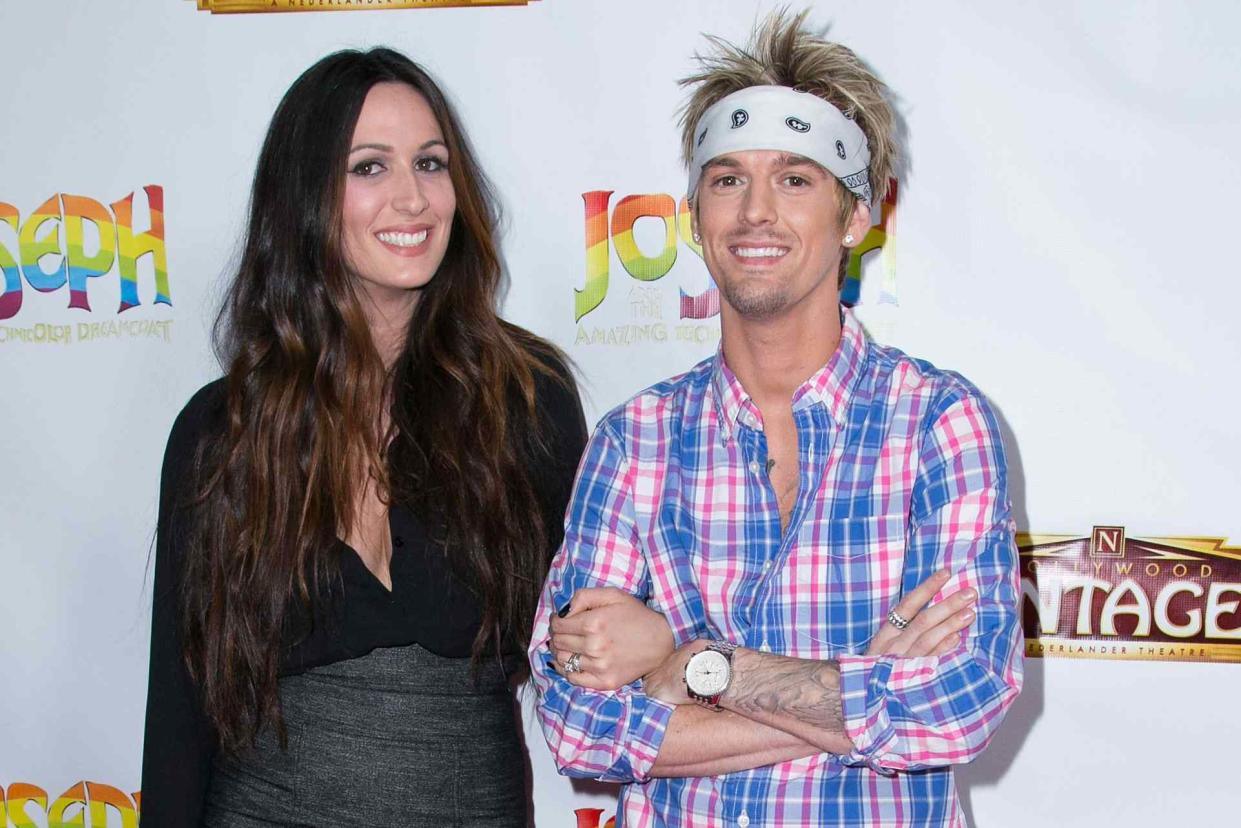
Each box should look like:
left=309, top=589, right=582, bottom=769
left=719, top=648, right=855, bottom=754
left=649, top=705, right=820, bottom=777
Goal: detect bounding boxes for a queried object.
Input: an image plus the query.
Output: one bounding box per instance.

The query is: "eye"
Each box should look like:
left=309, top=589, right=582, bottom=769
left=711, top=174, right=742, bottom=188
left=349, top=159, right=386, bottom=177
left=415, top=154, right=449, bottom=173
left=784, top=174, right=809, bottom=187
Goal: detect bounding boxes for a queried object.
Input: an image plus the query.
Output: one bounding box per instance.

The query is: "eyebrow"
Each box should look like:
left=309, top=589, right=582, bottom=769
left=776, top=153, right=824, bottom=169
left=348, top=139, right=447, bottom=154
left=703, top=156, right=742, bottom=170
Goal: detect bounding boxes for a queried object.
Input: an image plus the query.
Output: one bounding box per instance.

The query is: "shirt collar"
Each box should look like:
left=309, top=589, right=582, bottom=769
left=792, top=305, right=867, bottom=425
left=711, top=306, right=868, bottom=443
left=711, top=351, right=758, bottom=443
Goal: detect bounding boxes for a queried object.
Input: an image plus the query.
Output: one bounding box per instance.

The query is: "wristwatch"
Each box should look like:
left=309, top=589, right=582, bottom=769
left=684, top=640, right=737, bottom=710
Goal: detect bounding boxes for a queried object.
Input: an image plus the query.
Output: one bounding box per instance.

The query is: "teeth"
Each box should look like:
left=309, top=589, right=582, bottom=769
left=377, top=230, right=428, bottom=247
left=734, top=246, right=787, bottom=258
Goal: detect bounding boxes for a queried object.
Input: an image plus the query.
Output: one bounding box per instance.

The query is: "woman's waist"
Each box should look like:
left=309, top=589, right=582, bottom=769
left=276, top=643, right=517, bottom=732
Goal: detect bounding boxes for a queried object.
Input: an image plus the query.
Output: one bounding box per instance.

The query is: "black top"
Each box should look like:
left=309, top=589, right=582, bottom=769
left=140, top=358, right=587, bottom=827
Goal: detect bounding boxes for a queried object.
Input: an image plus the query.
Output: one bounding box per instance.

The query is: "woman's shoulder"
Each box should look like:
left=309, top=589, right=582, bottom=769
left=503, top=324, right=581, bottom=425
left=162, top=378, right=228, bottom=473
left=171, top=378, right=228, bottom=441
left=502, top=322, right=569, bottom=374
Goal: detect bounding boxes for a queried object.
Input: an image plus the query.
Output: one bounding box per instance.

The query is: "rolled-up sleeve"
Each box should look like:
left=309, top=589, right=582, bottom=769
left=528, top=418, right=675, bottom=783
left=837, top=391, right=1024, bottom=772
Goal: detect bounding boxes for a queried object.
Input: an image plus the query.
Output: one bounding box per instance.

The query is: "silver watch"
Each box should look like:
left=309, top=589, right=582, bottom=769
left=684, top=640, right=737, bottom=710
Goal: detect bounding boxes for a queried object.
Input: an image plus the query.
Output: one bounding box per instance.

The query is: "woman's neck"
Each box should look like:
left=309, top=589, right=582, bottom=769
left=358, top=289, right=419, bottom=369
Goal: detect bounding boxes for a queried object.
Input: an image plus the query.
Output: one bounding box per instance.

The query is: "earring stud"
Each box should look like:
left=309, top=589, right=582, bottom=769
left=844, top=233, right=855, bottom=244
left=692, top=232, right=702, bottom=243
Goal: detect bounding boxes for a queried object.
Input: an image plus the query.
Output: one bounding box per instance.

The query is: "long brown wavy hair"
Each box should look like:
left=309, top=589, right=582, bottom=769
left=180, top=48, right=566, bottom=753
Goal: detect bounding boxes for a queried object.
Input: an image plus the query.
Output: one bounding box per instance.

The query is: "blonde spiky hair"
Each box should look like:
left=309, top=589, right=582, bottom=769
left=679, top=8, right=897, bottom=221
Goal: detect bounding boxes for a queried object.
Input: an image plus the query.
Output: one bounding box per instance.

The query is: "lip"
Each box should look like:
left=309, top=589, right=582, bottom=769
left=374, top=224, right=434, bottom=257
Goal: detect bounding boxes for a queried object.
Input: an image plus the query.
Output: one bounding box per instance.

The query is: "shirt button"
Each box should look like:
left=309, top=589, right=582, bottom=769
left=738, top=813, right=751, bottom=828
left=748, top=461, right=760, bottom=474
left=393, top=536, right=405, bottom=548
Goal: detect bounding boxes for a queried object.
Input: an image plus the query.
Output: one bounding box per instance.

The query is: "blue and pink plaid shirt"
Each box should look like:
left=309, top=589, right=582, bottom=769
left=530, top=308, right=1023, bottom=827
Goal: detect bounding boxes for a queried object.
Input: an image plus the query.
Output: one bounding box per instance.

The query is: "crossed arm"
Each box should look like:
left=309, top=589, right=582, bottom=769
left=549, top=569, right=976, bottom=776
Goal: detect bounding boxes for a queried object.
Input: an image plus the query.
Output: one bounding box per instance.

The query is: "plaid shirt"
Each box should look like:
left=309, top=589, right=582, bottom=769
left=530, top=308, right=1023, bottom=827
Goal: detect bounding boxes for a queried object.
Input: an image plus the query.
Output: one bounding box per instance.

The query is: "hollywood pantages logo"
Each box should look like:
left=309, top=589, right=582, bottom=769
left=191, top=0, right=538, bottom=12
left=1019, top=526, right=1241, bottom=663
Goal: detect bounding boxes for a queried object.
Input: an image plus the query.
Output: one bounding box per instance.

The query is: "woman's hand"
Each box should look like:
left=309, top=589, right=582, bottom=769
left=549, top=587, right=675, bottom=691
left=865, top=568, right=977, bottom=658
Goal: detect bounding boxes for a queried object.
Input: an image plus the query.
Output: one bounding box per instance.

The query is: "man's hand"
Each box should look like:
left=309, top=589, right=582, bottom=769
left=549, top=587, right=675, bottom=691
left=866, top=568, right=976, bottom=658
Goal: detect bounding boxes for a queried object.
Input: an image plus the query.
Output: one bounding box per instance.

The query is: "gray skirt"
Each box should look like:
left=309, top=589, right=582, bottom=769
left=203, top=644, right=528, bottom=827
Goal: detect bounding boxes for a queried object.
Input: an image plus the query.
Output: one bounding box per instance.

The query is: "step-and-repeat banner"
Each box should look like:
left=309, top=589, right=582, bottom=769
left=2, top=1, right=1238, bottom=825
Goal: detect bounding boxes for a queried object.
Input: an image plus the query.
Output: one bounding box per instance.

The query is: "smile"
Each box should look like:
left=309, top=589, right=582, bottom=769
left=732, top=246, right=788, bottom=259
left=376, top=230, right=428, bottom=248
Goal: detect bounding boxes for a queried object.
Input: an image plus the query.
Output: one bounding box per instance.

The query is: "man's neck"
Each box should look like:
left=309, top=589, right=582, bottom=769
left=720, top=300, right=843, bottom=412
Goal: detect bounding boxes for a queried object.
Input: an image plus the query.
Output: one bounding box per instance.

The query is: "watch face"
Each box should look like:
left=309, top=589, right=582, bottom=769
left=687, top=650, right=730, bottom=696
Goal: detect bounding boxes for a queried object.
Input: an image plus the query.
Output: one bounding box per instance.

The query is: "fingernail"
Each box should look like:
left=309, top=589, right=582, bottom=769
left=961, top=610, right=975, bottom=622
left=963, top=589, right=977, bottom=601
left=557, top=602, right=572, bottom=618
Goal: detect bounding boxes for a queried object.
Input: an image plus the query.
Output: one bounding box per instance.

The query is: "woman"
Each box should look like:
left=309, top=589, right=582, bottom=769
left=141, top=48, right=586, bottom=826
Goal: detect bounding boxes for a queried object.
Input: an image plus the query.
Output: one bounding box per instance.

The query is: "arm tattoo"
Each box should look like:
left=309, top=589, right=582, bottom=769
left=725, top=651, right=845, bottom=735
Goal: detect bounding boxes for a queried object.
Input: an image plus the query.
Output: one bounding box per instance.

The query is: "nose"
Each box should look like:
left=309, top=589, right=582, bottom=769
left=740, top=177, right=776, bottom=226
left=391, top=169, right=428, bottom=216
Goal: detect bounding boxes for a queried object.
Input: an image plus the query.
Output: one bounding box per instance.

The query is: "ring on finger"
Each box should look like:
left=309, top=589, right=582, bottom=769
left=887, top=608, right=911, bottom=631
left=564, top=652, right=584, bottom=674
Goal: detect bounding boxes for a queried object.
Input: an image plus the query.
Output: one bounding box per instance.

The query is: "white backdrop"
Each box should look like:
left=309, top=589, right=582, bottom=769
left=2, top=1, right=1239, bottom=825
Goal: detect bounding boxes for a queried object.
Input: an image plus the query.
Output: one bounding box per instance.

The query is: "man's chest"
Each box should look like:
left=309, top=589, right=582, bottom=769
left=630, top=418, right=924, bottom=656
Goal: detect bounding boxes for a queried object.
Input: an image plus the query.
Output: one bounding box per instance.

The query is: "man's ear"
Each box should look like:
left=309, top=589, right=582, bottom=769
left=843, top=199, right=871, bottom=247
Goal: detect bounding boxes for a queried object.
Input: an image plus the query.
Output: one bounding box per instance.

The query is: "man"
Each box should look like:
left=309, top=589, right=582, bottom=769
left=529, top=10, right=1023, bottom=827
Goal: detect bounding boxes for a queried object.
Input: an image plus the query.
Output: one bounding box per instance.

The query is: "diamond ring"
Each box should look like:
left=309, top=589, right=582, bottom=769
left=564, top=652, right=584, bottom=674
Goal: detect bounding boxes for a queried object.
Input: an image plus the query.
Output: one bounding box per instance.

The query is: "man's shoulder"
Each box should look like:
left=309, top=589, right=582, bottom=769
left=593, top=354, right=716, bottom=439
left=864, top=339, right=992, bottom=421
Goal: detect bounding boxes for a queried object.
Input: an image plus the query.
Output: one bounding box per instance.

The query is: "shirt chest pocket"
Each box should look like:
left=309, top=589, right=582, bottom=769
left=788, top=514, right=907, bottom=654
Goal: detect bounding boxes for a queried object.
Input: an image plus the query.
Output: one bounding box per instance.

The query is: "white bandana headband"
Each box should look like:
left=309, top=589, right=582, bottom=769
left=688, top=85, right=873, bottom=205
